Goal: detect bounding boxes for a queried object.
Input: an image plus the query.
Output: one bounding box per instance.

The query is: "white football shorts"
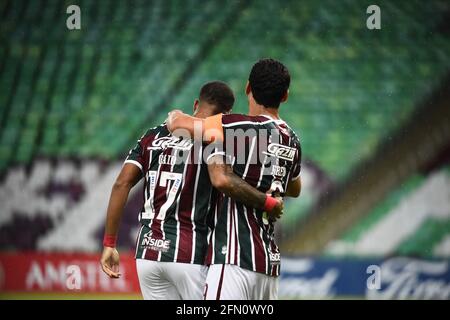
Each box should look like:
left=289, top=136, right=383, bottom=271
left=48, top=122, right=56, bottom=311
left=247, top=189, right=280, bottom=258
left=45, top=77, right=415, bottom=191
left=136, top=258, right=208, bottom=300
left=204, top=263, right=278, bottom=300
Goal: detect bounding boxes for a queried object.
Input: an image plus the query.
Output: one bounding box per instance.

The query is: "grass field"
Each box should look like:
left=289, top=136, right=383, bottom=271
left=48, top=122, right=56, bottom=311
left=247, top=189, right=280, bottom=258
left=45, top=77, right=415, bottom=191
left=1, top=293, right=362, bottom=300
left=0, top=292, right=143, bottom=300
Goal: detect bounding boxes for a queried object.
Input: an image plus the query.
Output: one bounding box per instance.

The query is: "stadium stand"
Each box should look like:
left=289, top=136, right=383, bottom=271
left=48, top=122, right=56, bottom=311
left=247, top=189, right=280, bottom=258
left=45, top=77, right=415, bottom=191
left=281, top=72, right=450, bottom=254
left=326, top=166, right=450, bottom=257
left=171, top=0, right=450, bottom=181
left=0, top=0, right=449, bottom=259
left=169, top=0, right=450, bottom=233
left=0, top=0, right=242, bottom=169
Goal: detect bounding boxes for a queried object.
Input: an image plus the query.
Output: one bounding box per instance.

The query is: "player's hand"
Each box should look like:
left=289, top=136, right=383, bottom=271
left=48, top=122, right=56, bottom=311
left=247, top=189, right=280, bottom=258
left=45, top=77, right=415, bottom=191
left=100, top=246, right=121, bottom=278
left=167, top=109, right=184, bottom=132
left=267, top=196, right=284, bottom=221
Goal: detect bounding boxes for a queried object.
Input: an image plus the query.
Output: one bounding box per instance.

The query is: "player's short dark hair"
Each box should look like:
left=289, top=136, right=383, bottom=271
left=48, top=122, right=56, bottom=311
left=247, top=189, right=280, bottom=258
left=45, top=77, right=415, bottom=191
left=199, top=81, right=235, bottom=113
left=248, top=58, right=290, bottom=108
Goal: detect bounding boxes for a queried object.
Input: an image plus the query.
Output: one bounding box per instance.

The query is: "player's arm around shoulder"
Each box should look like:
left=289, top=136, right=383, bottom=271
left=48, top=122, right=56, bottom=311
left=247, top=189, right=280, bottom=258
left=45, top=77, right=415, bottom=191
left=167, top=110, right=224, bottom=143
left=207, top=155, right=284, bottom=220
left=166, top=110, right=204, bottom=138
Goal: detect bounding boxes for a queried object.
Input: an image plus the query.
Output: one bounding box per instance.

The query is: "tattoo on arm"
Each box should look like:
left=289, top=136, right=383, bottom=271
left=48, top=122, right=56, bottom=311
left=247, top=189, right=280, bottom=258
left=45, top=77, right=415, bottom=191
left=227, top=168, right=266, bottom=209
left=208, top=157, right=266, bottom=209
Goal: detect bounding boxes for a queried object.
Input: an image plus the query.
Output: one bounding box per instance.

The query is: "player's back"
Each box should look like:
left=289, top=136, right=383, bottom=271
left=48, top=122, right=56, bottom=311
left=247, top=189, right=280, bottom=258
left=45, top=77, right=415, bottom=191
left=126, top=124, right=213, bottom=264
left=206, top=114, right=301, bottom=276
left=223, top=114, right=300, bottom=193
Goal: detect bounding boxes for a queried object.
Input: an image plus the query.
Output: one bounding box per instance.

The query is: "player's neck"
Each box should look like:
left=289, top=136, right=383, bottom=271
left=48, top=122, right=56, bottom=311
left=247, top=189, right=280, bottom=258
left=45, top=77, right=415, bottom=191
left=248, top=102, right=280, bottom=120
left=193, top=107, right=214, bottom=119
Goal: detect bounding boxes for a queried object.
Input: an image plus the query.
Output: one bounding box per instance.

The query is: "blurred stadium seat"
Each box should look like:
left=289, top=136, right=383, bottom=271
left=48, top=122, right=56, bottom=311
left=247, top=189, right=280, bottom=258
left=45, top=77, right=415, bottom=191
left=0, top=0, right=449, bottom=299
left=326, top=166, right=450, bottom=257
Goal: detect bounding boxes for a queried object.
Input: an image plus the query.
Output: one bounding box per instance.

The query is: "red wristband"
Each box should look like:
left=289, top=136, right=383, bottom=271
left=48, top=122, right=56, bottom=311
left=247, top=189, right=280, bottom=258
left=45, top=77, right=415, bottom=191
left=264, top=195, right=279, bottom=212
left=103, top=234, right=117, bottom=248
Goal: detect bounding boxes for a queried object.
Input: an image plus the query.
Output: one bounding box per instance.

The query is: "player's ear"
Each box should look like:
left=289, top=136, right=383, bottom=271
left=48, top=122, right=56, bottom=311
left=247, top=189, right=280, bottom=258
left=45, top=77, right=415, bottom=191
left=281, top=90, right=289, bottom=103
left=193, top=99, right=199, bottom=113
left=245, top=81, right=251, bottom=95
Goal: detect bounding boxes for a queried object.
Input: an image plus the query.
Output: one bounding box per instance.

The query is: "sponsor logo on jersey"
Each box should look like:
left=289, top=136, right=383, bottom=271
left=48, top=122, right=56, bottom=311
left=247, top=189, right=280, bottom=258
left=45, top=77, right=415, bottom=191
left=141, top=230, right=171, bottom=252
left=263, top=143, right=296, bottom=161
left=271, top=165, right=286, bottom=177
left=221, top=245, right=227, bottom=255
left=148, top=136, right=193, bottom=151
left=268, top=251, right=281, bottom=265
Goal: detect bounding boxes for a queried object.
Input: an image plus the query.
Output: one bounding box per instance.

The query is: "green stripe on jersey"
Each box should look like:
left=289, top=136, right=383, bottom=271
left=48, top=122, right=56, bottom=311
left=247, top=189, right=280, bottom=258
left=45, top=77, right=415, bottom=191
left=192, top=170, right=213, bottom=263
left=237, top=204, right=254, bottom=272
left=135, top=225, right=147, bottom=259
left=212, top=198, right=230, bottom=264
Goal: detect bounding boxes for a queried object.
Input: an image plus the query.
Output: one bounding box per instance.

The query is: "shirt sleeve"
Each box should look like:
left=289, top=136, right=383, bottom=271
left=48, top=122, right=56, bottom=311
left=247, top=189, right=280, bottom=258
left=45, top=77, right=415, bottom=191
left=291, top=143, right=302, bottom=181
left=124, top=138, right=144, bottom=172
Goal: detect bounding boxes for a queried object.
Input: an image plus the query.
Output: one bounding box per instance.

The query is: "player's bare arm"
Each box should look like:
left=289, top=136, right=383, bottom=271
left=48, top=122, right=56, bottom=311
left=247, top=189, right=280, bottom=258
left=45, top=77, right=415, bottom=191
left=285, top=177, right=301, bottom=198
left=167, top=110, right=224, bottom=143
left=207, top=155, right=283, bottom=220
left=100, top=163, right=142, bottom=279
left=169, top=110, right=291, bottom=215
left=167, top=110, right=205, bottom=139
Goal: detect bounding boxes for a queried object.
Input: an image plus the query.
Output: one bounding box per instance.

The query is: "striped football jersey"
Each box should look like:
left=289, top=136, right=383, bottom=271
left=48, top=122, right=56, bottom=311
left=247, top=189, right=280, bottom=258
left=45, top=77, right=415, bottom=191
left=204, top=114, right=302, bottom=277
left=126, top=124, right=213, bottom=265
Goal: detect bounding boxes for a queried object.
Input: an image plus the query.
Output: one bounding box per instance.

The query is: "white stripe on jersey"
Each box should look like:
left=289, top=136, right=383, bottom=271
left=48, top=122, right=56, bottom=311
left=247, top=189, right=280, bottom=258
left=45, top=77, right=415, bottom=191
left=258, top=221, right=269, bottom=275
left=243, top=207, right=256, bottom=271
left=259, top=115, right=286, bottom=125
left=135, top=225, right=144, bottom=258
left=269, top=129, right=284, bottom=275
left=236, top=134, right=266, bottom=272
left=286, top=134, right=295, bottom=182
left=172, top=146, right=192, bottom=262
left=234, top=202, right=240, bottom=266
left=242, top=137, right=256, bottom=178
left=204, top=184, right=213, bottom=258
left=259, top=133, right=271, bottom=274
left=236, top=136, right=258, bottom=268
left=222, top=117, right=285, bottom=128
left=276, top=127, right=282, bottom=186
left=223, top=120, right=273, bottom=127
left=146, top=160, right=162, bottom=258
left=210, top=202, right=218, bottom=263
left=143, top=137, right=161, bottom=259
left=190, top=145, right=203, bottom=264
left=230, top=201, right=236, bottom=265
left=157, top=147, right=176, bottom=261
left=256, top=134, right=271, bottom=189
left=123, top=160, right=143, bottom=172
left=142, top=142, right=158, bottom=260
left=143, top=133, right=159, bottom=218
left=226, top=200, right=231, bottom=264
left=256, top=158, right=267, bottom=189
left=142, top=219, right=154, bottom=259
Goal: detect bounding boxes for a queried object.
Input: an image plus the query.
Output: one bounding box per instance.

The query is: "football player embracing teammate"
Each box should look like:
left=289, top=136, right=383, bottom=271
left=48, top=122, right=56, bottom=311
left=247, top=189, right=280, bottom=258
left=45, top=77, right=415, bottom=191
left=100, top=81, right=283, bottom=299
left=167, top=58, right=302, bottom=299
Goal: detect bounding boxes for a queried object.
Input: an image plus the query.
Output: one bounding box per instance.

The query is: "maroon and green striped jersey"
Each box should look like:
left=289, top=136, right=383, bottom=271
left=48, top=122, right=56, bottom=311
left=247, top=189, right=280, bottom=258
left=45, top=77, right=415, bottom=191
left=204, top=114, right=302, bottom=277
left=125, top=124, right=213, bottom=265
